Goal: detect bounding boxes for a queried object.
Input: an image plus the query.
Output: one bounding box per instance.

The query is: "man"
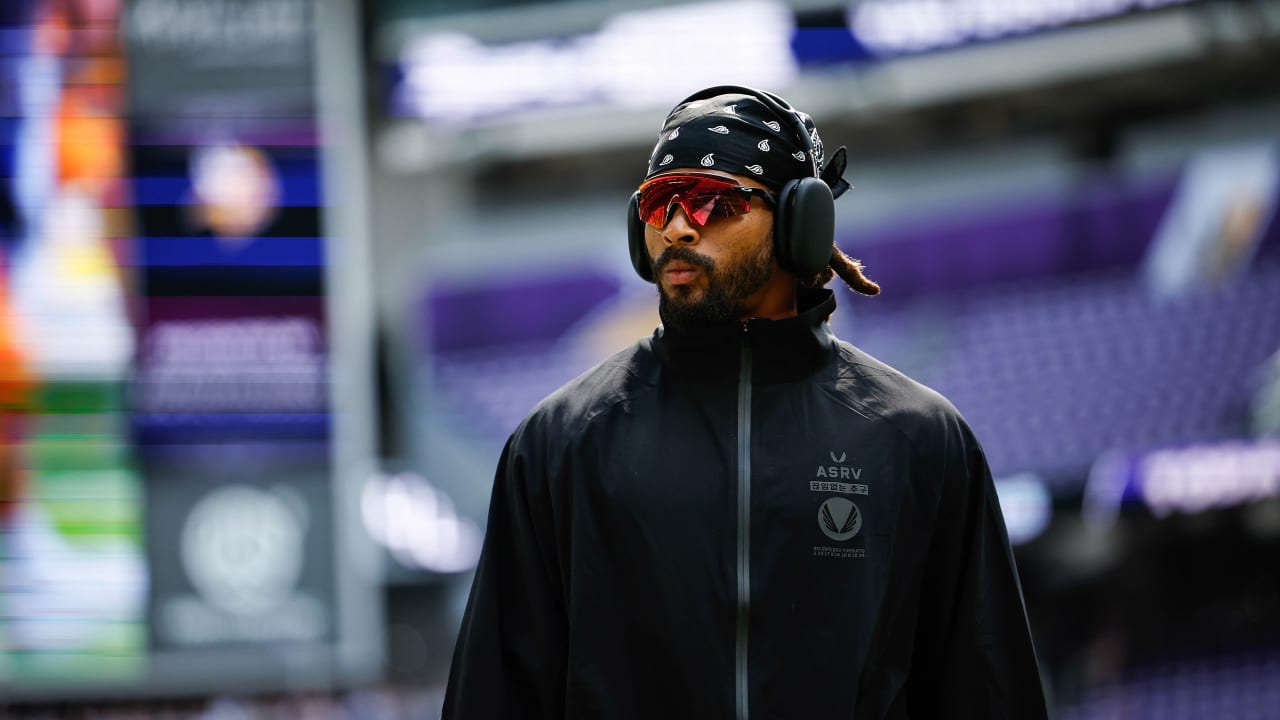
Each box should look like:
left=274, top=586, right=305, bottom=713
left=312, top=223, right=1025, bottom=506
left=444, top=86, right=1047, bottom=719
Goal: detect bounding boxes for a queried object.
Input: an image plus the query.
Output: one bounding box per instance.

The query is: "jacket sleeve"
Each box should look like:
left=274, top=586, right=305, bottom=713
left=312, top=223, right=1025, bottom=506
left=906, top=412, right=1049, bottom=719
left=443, top=430, right=568, bottom=719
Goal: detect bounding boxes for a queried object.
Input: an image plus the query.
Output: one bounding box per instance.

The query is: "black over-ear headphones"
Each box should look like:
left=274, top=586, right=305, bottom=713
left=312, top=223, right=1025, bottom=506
left=627, top=85, right=835, bottom=284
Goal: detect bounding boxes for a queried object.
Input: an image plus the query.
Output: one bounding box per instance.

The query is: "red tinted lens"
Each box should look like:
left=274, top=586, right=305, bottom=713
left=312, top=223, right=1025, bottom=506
left=637, top=174, right=753, bottom=228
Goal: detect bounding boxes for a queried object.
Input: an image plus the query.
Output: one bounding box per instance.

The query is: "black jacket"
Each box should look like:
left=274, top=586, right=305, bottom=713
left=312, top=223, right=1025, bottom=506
left=444, top=288, right=1047, bottom=719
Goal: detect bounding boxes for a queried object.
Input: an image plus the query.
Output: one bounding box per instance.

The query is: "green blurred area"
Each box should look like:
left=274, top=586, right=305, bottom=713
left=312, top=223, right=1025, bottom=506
left=0, top=378, right=146, bottom=683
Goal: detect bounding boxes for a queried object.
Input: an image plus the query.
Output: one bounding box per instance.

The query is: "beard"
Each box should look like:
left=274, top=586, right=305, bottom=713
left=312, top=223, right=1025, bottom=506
left=655, top=237, right=774, bottom=330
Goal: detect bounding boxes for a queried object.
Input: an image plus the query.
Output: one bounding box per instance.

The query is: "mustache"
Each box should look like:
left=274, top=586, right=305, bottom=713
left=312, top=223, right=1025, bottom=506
left=654, top=246, right=715, bottom=274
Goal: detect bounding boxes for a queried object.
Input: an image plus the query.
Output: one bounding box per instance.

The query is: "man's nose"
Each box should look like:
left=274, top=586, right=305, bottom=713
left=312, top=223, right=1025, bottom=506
left=661, top=204, right=701, bottom=246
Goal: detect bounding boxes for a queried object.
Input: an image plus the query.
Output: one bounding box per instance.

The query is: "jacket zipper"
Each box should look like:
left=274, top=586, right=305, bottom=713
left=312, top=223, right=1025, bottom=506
left=735, top=324, right=753, bottom=720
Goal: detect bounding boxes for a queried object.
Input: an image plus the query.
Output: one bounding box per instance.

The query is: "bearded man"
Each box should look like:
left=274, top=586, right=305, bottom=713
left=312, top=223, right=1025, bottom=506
left=443, top=86, right=1048, bottom=720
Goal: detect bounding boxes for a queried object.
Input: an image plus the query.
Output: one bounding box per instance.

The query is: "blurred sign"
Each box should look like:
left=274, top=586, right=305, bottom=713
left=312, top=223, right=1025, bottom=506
left=846, top=0, right=1196, bottom=58
left=1, top=0, right=146, bottom=685
left=137, top=315, right=326, bottom=414
left=1143, top=141, right=1280, bottom=298
left=1139, top=440, right=1280, bottom=517
left=1087, top=439, right=1280, bottom=522
left=125, top=0, right=313, bottom=127
left=126, top=0, right=337, bottom=673
left=388, top=0, right=1201, bottom=123
left=146, top=451, right=333, bottom=648
left=2, top=0, right=370, bottom=701
left=391, top=0, right=797, bottom=123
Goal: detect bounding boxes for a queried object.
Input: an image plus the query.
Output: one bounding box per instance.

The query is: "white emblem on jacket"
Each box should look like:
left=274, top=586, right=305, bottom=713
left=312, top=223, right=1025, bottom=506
left=818, top=497, right=863, bottom=542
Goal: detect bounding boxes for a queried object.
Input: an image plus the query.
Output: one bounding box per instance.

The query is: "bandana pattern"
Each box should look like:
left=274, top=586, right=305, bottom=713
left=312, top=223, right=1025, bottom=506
left=646, top=93, right=826, bottom=193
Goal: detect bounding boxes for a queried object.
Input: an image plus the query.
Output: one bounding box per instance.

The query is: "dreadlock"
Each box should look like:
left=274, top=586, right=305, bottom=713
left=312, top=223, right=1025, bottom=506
left=800, top=245, right=880, bottom=296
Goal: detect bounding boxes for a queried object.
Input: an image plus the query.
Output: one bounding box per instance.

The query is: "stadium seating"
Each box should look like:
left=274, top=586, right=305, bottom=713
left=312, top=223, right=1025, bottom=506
left=1058, top=649, right=1280, bottom=720
left=430, top=261, right=1280, bottom=486
left=847, top=261, right=1280, bottom=480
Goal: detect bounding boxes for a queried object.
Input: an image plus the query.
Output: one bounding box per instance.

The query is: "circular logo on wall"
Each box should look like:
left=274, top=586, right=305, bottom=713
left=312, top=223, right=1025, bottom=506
left=818, top=497, right=862, bottom=542
left=181, top=485, right=306, bottom=616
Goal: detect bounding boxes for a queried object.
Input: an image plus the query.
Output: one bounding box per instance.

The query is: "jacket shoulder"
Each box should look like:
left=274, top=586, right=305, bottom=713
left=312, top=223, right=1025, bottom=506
left=514, top=338, right=658, bottom=444
left=827, top=338, right=971, bottom=452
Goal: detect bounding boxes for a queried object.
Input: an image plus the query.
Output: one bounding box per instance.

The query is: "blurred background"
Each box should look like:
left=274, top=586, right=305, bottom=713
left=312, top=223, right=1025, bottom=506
left=2, top=0, right=1280, bottom=717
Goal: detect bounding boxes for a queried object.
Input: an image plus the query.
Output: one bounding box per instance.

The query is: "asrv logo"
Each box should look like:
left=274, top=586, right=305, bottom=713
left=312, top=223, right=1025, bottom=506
left=817, top=497, right=862, bottom=542
left=816, top=450, right=861, bottom=480
left=811, top=450, right=869, bottom=496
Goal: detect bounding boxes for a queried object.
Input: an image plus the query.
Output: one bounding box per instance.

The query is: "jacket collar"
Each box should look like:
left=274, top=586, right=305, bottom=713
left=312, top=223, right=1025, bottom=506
left=652, top=287, right=838, bottom=384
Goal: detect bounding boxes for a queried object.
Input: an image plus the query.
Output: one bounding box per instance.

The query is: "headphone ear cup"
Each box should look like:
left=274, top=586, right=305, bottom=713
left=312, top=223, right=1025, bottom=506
left=627, top=192, right=655, bottom=283
left=773, top=177, right=834, bottom=278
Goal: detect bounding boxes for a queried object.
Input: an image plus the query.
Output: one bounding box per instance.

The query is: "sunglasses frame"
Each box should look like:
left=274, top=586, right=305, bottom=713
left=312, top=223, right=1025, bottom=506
left=637, top=172, right=777, bottom=229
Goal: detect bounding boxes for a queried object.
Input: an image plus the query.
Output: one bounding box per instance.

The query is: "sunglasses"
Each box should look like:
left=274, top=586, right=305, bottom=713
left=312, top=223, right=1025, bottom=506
left=637, top=172, right=777, bottom=229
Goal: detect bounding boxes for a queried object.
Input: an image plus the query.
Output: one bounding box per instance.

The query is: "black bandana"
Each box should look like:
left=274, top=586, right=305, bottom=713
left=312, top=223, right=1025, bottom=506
left=645, top=92, right=850, bottom=197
